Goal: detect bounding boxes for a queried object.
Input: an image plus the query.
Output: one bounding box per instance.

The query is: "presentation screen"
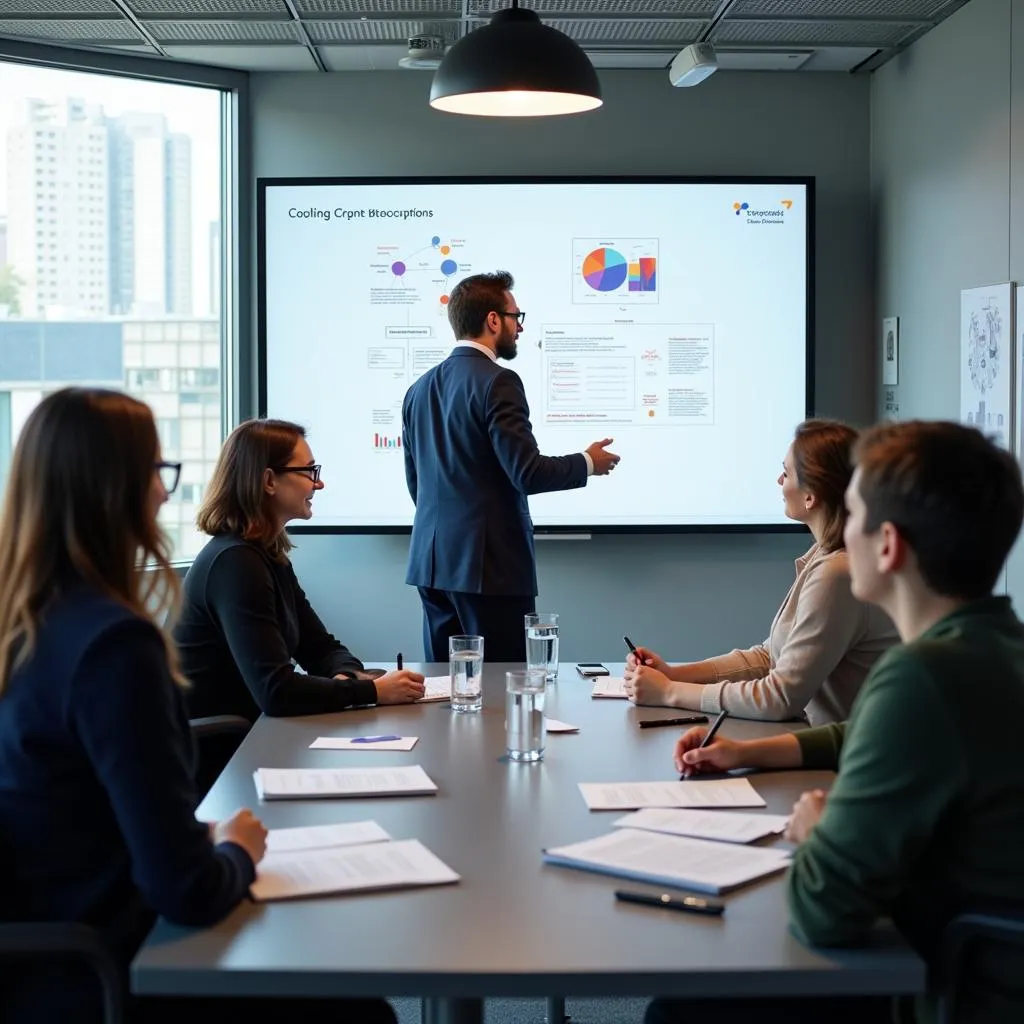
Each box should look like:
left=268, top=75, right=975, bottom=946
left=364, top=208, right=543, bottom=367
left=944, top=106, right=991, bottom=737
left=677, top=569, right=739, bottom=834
left=259, top=177, right=813, bottom=532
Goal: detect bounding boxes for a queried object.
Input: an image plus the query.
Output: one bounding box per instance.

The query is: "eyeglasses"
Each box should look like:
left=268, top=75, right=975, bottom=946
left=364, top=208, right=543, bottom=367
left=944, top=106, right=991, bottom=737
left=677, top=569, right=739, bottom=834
left=156, top=461, right=181, bottom=495
left=272, top=464, right=322, bottom=483
left=495, top=310, right=526, bottom=326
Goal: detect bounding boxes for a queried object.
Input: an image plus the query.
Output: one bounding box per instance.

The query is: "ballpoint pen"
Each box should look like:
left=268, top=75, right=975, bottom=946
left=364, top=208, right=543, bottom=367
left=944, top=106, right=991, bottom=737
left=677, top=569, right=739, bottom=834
left=397, top=652, right=403, bottom=670
left=638, top=716, right=708, bottom=729
left=614, top=890, right=725, bottom=916
left=351, top=735, right=403, bottom=744
left=623, top=635, right=644, bottom=663
left=680, top=707, right=730, bottom=779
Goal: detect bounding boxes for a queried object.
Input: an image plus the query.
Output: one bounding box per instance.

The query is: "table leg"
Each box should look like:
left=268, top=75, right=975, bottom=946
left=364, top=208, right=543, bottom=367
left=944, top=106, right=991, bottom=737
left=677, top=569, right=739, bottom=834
left=545, top=996, right=568, bottom=1023
left=421, top=996, right=484, bottom=1024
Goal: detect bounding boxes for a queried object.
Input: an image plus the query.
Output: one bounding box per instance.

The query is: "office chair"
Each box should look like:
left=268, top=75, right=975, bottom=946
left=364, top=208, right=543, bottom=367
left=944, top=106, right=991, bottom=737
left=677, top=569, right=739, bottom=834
left=938, top=911, right=1024, bottom=1024
left=189, top=714, right=251, bottom=800
left=0, top=921, right=123, bottom=1024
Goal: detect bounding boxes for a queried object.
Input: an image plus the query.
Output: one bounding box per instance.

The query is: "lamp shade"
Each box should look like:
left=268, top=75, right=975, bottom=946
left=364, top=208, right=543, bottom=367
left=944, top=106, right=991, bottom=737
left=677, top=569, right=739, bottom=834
left=430, top=5, right=602, bottom=117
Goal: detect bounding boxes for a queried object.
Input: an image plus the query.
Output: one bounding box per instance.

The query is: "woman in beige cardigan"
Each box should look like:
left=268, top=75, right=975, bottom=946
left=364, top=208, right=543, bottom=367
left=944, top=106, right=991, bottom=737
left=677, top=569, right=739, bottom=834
left=624, top=419, right=898, bottom=725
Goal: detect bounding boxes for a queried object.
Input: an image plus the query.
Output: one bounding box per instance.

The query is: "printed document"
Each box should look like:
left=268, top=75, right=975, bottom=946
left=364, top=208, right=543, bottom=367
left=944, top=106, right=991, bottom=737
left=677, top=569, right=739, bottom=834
left=544, top=828, right=790, bottom=895
left=254, top=765, right=438, bottom=800
left=578, top=777, right=766, bottom=810
left=613, top=807, right=789, bottom=844
left=265, top=820, right=392, bottom=854
left=591, top=676, right=629, bottom=699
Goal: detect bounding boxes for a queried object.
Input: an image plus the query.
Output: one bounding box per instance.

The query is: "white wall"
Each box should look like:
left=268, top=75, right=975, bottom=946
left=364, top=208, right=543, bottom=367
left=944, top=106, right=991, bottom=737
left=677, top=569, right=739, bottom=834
left=251, top=68, right=873, bottom=661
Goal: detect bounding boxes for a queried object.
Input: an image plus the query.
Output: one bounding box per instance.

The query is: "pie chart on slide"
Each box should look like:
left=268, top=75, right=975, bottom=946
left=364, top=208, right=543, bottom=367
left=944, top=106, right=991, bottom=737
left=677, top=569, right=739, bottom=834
left=582, top=247, right=628, bottom=292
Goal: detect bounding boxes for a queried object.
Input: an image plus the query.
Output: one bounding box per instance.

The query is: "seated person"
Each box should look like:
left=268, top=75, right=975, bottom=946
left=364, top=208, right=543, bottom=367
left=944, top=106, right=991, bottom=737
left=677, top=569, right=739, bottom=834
left=176, top=418, right=424, bottom=719
left=653, top=420, right=1024, bottom=1024
left=0, top=388, right=395, bottom=1023
left=625, top=419, right=897, bottom=724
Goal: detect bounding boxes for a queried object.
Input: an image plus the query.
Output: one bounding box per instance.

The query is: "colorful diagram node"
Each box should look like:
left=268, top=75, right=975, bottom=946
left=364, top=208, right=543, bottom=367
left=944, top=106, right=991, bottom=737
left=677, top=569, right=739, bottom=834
left=431, top=236, right=441, bottom=246
left=440, top=258, right=458, bottom=276
left=391, top=261, right=407, bottom=276
left=440, top=294, right=449, bottom=305
left=582, top=247, right=628, bottom=292
left=440, top=245, right=451, bottom=255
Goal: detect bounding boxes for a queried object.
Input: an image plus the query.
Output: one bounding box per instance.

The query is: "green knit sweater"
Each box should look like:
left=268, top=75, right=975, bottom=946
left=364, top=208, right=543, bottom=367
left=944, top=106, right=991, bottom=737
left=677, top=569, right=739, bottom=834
left=786, top=596, right=1024, bottom=1023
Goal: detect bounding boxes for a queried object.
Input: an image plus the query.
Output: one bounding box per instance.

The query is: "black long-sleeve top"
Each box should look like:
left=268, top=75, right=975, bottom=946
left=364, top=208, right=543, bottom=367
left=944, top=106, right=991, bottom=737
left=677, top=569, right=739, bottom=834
left=0, top=586, right=254, bottom=1018
left=175, top=533, right=377, bottom=720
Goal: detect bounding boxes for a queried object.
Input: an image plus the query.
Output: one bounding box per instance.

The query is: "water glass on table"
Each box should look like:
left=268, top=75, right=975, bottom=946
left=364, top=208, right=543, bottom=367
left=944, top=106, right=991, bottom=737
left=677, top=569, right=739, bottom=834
left=449, top=634, right=484, bottom=712
left=505, top=669, right=546, bottom=762
left=525, top=612, right=559, bottom=683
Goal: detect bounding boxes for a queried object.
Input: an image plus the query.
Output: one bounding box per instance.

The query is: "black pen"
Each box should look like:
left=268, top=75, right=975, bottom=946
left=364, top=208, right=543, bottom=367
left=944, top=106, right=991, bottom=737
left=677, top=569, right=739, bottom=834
left=638, top=716, right=708, bottom=729
left=615, top=890, right=725, bottom=917
left=680, top=708, right=730, bottom=780
left=623, top=635, right=643, bottom=664
left=396, top=652, right=403, bottom=671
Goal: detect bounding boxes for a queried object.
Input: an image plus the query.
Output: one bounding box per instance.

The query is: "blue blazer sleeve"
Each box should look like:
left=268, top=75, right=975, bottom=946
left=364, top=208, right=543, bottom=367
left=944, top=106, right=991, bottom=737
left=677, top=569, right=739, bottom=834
left=71, top=619, right=254, bottom=927
left=486, top=369, right=587, bottom=495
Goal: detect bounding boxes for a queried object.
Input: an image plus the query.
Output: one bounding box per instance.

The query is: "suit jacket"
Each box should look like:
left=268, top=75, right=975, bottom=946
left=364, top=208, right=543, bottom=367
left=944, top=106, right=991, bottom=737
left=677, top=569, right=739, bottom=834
left=402, top=346, right=588, bottom=596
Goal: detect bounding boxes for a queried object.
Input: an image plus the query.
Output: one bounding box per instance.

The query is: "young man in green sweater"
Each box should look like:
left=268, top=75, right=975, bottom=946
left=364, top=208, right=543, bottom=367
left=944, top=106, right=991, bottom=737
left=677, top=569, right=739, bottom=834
left=648, top=420, right=1024, bottom=1024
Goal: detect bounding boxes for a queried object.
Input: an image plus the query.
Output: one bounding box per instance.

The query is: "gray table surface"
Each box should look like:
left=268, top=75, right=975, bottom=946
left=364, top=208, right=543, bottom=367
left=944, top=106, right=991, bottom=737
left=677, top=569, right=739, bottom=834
left=133, top=663, right=925, bottom=1001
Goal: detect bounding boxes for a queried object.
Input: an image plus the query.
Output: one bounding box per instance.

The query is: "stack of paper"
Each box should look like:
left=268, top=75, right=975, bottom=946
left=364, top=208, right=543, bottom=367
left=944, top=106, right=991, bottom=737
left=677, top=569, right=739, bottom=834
left=418, top=676, right=453, bottom=702
left=253, top=833, right=459, bottom=902
left=613, top=808, right=790, bottom=844
left=591, top=676, right=629, bottom=699
left=253, top=765, right=438, bottom=800
left=543, top=828, right=791, bottom=895
left=265, top=820, right=391, bottom=853
left=310, top=736, right=418, bottom=751
left=578, top=777, right=767, bottom=811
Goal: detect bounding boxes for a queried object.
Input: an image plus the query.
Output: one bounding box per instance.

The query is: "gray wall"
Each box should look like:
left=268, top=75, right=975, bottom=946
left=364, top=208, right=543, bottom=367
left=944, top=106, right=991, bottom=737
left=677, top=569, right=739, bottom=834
left=871, top=0, right=1023, bottom=599
left=251, top=68, right=872, bottom=661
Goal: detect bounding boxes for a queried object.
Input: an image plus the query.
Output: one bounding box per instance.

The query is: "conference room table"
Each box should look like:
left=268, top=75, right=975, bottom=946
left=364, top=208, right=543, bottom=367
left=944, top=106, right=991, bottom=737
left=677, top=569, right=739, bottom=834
left=133, top=663, right=926, bottom=1024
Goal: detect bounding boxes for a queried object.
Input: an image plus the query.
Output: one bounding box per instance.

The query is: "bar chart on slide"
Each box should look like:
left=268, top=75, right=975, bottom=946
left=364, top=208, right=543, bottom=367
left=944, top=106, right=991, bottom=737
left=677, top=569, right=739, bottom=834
left=572, top=237, right=659, bottom=304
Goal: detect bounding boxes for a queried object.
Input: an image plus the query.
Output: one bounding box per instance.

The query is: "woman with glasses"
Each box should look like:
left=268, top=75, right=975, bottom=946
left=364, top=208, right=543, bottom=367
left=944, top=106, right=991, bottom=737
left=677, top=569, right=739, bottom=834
left=0, top=389, right=267, bottom=1020
left=175, top=418, right=425, bottom=720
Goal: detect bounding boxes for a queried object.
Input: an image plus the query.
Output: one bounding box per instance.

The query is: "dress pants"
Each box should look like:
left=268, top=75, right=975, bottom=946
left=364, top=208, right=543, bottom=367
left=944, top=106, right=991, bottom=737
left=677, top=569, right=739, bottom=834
left=418, top=588, right=536, bottom=663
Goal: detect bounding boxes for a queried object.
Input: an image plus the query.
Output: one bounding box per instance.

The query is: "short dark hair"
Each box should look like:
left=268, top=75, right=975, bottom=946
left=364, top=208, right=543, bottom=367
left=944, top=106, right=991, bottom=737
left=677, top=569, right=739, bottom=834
left=197, top=418, right=307, bottom=561
left=447, top=271, right=514, bottom=339
left=854, top=420, right=1024, bottom=600
left=791, top=418, right=858, bottom=552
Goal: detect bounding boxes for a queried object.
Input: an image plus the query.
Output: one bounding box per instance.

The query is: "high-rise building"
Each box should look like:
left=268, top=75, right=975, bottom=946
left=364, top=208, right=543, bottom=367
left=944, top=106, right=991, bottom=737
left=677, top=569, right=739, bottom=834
left=6, top=98, right=109, bottom=318
left=208, top=219, right=220, bottom=316
left=108, top=112, right=192, bottom=317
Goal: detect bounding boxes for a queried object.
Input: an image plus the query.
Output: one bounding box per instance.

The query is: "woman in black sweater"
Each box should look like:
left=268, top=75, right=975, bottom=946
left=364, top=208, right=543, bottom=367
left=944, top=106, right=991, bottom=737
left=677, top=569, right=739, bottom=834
left=176, top=418, right=424, bottom=720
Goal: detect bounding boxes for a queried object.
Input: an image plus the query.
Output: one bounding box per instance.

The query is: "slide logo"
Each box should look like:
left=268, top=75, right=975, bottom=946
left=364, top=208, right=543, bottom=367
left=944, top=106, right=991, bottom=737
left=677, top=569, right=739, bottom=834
left=732, top=198, right=792, bottom=225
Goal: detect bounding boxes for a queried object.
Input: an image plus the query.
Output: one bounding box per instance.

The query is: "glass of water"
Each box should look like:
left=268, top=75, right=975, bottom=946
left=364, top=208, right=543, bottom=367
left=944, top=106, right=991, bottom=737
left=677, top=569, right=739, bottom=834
left=505, top=669, right=546, bottom=762
left=525, top=612, right=559, bottom=683
left=449, top=635, right=484, bottom=712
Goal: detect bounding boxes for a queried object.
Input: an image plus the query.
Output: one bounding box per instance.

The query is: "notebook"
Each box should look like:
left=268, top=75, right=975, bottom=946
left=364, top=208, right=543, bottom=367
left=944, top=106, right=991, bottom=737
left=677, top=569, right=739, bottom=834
left=418, top=676, right=453, bottom=703
left=591, top=676, right=629, bottom=699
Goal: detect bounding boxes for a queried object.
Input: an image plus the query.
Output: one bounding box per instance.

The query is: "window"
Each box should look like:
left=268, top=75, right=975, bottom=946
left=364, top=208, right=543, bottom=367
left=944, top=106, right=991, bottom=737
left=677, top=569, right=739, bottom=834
left=0, top=60, right=231, bottom=561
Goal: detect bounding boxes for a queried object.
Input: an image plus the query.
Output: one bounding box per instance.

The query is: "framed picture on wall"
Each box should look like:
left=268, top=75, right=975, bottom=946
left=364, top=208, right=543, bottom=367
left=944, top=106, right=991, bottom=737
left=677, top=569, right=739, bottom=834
left=960, top=282, right=1014, bottom=451
left=882, top=316, right=899, bottom=386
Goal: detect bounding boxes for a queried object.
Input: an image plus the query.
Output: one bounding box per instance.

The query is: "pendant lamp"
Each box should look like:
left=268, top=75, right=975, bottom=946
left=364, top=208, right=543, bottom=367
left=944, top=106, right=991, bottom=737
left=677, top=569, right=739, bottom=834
left=429, top=0, right=602, bottom=117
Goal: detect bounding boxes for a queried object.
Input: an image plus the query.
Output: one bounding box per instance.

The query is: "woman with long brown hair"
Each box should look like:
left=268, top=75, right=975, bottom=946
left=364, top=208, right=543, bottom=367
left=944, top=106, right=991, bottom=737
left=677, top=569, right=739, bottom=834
left=175, top=418, right=424, bottom=720
left=0, top=388, right=267, bottom=1019
left=623, top=419, right=898, bottom=725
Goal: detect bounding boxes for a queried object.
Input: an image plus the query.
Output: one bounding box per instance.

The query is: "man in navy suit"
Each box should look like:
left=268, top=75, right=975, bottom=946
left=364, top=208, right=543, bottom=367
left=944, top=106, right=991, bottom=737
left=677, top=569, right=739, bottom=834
left=402, top=271, right=620, bottom=662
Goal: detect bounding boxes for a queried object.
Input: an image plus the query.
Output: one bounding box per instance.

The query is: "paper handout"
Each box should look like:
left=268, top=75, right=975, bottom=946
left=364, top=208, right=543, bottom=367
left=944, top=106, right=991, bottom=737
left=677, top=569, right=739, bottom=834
left=578, top=776, right=766, bottom=811
left=266, top=820, right=392, bottom=854
left=252, top=838, right=460, bottom=901
left=418, top=676, right=452, bottom=703
left=310, top=736, right=419, bottom=751
left=254, top=765, right=438, bottom=800
left=545, top=719, right=580, bottom=733
left=591, top=676, right=629, bottom=699
left=613, top=808, right=789, bottom=844
left=544, top=828, right=790, bottom=895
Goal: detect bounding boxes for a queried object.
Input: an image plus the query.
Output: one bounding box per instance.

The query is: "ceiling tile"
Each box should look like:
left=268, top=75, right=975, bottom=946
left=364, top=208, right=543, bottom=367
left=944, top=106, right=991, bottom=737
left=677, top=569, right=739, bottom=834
left=470, top=0, right=719, bottom=13
left=130, top=0, right=290, bottom=14
left=319, top=42, right=416, bottom=69
left=585, top=49, right=674, bottom=69
left=305, top=18, right=460, bottom=42
left=730, top=0, right=946, bottom=15
left=296, top=0, right=460, bottom=13
left=0, top=18, right=142, bottom=41
left=145, top=18, right=300, bottom=41
left=547, top=18, right=705, bottom=44
left=713, top=19, right=922, bottom=47
left=0, top=0, right=121, bottom=13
